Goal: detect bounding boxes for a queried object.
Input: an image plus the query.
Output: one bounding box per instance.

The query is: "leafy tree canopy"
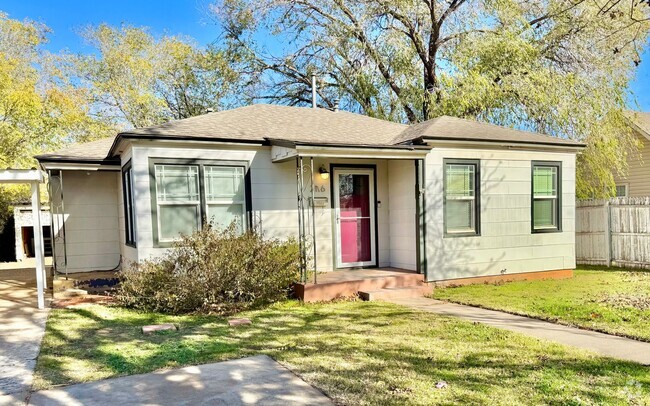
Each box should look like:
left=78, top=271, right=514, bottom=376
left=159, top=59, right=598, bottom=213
left=66, top=24, right=251, bottom=128
left=213, top=0, right=650, bottom=198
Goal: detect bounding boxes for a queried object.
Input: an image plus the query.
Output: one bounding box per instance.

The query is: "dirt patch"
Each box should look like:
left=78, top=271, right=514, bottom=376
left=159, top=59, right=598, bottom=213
left=597, top=294, right=650, bottom=311
left=51, top=295, right=115, bottom=309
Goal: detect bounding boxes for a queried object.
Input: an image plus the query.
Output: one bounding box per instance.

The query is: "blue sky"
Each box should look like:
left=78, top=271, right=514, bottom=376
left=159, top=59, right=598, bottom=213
left=2, top=0, right=649, bottom=111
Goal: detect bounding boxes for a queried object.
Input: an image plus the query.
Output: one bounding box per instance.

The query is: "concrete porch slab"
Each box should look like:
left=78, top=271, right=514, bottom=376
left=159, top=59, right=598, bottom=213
left=294, top=267, right=425, bottom=302
left=28, top=355, right=333, bottom=405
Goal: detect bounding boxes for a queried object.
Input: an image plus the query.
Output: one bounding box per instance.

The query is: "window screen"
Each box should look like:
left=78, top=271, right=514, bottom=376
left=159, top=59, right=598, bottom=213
left=444, top=160, right=480, bottom=235
left=532, top=162, right=561, bottom=232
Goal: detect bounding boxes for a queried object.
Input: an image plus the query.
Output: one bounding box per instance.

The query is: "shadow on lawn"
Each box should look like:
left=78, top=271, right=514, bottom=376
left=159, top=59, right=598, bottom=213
left=35, top=301, right=650, bottom=405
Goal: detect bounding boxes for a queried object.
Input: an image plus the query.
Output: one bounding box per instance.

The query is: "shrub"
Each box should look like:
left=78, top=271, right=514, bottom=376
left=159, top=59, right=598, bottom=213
left=117, top=224, right=301, bottom=314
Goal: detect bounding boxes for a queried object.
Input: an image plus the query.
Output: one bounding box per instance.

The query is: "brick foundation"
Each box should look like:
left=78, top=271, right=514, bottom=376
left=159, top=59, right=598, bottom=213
left=432, top=269, right=574, bottom=287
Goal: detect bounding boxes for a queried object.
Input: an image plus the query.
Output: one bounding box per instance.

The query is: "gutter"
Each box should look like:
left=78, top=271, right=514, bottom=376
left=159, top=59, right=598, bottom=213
left=423, top=137, right=586, bottom=150
left=108, top=133, right=269, bottom=157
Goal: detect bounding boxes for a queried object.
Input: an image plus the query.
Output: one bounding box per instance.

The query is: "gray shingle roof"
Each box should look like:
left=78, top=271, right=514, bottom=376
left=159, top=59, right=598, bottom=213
left=36, top=104, right=585, bottom=162
left=394, top=115, right=584, bottom=147
left=35, top=137, right=118, bottom=162
left=122, top=104, right=407, bottom=145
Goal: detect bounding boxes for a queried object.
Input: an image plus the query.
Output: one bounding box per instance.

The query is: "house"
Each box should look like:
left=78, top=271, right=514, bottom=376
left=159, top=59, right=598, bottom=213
left=13, top=206, right=52, bottom=261
left=35, top=104, right=584, bottom=298
left=613, top=111, right=650, bottom=197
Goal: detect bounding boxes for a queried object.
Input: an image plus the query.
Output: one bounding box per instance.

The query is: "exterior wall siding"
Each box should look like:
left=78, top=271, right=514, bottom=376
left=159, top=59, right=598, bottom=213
left=387, top=160, right=417, bottom=270
left=56, top=170, right=121, bottom=272
left=130, top=141, right=399, bottom=271
left=614, top=131, right=650, bottom=197
left=424, top=147, right=577, bottom=281
left=130, top=144, right=295, bottom=262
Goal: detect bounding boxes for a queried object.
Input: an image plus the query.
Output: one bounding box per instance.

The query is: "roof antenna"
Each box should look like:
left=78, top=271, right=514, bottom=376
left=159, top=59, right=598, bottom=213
left=311, top=73, right=317, bottom=109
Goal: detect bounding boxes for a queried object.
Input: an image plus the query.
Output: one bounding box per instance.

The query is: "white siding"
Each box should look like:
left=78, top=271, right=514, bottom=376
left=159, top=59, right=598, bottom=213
left=614, top=131, right=650, bottom=197
left=57, top=170, right=121, bottom=272
left=129, top=141, right=396, bottom=271
left=131, top=143, right=303, bottom=261
left=387, top=160, right=417, bottom=270
left=424, top=147, right=577, bottom=280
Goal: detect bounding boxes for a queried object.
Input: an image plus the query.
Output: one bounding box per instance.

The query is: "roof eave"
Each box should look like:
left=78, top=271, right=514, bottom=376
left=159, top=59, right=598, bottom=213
left=268, top=138, right=432, bottom=151
left=422, top=136, right=586, bottom=150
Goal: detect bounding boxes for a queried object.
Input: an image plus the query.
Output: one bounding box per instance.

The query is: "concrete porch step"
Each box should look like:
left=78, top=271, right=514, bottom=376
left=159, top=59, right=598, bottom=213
left=359, top=284, right=433, bottom=301
left=296, top=271, right=426, bottom=302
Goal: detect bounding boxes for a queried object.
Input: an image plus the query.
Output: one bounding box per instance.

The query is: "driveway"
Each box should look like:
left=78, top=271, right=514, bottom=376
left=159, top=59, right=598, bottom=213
left=29, top=355, right=333, bottom=405
left=0, top=267, right=50, bottom=405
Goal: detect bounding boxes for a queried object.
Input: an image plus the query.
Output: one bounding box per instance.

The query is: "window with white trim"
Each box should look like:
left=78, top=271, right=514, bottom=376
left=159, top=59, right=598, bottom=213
left=204, top=166, right=245, bottom=233
left=532, top=162, right=561, bottom=232
left=444, top=159, right=480, bottom=236
left=615, top=184, right=628, bottom=197
left=154, top=164, right=201, bottom=242
left=152, top=160, right=249, bottom=245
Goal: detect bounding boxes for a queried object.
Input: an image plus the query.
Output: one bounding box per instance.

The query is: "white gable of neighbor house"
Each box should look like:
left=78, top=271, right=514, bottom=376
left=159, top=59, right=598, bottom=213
left=13, top=206, right=51, bottom=261
left=613, top=129, right=650, bottom=197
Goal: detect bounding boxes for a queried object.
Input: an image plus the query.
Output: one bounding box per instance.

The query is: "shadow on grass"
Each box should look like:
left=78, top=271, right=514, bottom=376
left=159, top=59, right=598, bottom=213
left=35, top=301, right=650, bottom=405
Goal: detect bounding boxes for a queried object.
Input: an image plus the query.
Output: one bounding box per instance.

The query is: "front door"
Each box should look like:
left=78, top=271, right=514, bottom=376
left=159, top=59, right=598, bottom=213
left=333, top=168, right=377, bottom=268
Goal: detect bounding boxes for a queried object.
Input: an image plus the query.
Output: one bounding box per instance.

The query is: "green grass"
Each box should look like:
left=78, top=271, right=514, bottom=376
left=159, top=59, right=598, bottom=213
left=35, top=300, right=650, bottom=405
left=432, top=266, right=650, bottom=341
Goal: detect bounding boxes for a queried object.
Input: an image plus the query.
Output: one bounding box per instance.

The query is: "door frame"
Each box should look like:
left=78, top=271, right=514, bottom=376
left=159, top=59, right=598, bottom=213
left=330, top=164, right=378, bottom=269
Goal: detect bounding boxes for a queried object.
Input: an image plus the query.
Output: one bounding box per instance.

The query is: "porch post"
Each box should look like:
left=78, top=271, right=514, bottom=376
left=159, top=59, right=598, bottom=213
left=31, top=181, right=46, bottom=309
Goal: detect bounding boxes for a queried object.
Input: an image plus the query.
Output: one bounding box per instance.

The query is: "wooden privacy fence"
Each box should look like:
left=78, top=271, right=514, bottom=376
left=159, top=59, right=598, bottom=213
left=576, top=197, right=650, bottom=268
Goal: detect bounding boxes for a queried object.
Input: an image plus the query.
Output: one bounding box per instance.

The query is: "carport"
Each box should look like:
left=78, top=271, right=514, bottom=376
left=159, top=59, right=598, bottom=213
left=0, top=169, right=47, bottom=309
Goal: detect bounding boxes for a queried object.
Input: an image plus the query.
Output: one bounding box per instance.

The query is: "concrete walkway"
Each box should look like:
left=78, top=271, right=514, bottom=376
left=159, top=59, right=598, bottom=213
left=0, top=268, right=50, bottom=405
left=388, top=297, right=650, bottom=365
left=29, top=355, right=333, bottom=405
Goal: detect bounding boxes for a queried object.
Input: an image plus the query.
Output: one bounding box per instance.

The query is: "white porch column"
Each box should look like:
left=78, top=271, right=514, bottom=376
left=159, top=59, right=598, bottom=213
left=31, top=181, right=46, bottom=309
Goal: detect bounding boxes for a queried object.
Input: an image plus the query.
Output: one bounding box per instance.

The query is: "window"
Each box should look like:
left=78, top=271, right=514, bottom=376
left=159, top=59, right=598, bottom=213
left=204, top=166, right=245, bottom=233
left=122, top=161, right=136, bottom=247
left=532, top=161, right=561, bottom=232
left=155, top=165, right=201, bottom=242
left=444, top=159, right=480, bottom=236
left=615, top=184, right=628, bottom=197
left=151, top=160, right=249, bottom=245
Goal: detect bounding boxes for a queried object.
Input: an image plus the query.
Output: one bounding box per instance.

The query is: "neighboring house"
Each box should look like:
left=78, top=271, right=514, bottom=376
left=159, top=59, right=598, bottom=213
left=13, top=206, right=52, bottom=261
left=35, top=104, right=584, bottom=284
left=613, top=112, right=650, bottom=197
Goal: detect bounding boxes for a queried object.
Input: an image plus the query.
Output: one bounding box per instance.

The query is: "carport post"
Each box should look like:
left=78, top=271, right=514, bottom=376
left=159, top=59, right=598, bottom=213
left=31, top=181, right=45, bottom=309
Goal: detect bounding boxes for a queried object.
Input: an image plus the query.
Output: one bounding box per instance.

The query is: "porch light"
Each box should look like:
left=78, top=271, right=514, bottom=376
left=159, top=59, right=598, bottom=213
left=319, top=166, right=330, bottom=180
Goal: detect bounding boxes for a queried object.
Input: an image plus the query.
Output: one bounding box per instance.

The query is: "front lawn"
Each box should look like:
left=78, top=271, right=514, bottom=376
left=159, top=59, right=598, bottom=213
left=432, top=266, right=650, bottom=341
left=35, top=300, right=650, bottom=405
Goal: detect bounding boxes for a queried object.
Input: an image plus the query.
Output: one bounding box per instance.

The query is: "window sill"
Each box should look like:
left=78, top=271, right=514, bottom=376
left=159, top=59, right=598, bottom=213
left=532, top=227, right=562, bottom=234
left=444, top=231, right=480, bottom=238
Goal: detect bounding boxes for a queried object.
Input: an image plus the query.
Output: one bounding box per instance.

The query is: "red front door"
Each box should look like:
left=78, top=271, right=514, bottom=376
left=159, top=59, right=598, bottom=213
left=334, top=168, right=376, bottom=267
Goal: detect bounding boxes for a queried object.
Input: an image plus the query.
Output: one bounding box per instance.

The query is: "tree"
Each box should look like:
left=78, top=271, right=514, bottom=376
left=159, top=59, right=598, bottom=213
left=0, top=13, right=114, bottom=232
left=212, top=0, right=650, bottom=197
left=69, top=24, right=250, bottom=128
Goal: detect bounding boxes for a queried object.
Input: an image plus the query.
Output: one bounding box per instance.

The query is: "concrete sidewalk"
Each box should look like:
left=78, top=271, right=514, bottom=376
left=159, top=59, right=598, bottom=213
left=388, top=297, right=650, bottom=365
left=29, top=355, right=333, bottom=405
left=0, top=268, right=50, bottom=406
